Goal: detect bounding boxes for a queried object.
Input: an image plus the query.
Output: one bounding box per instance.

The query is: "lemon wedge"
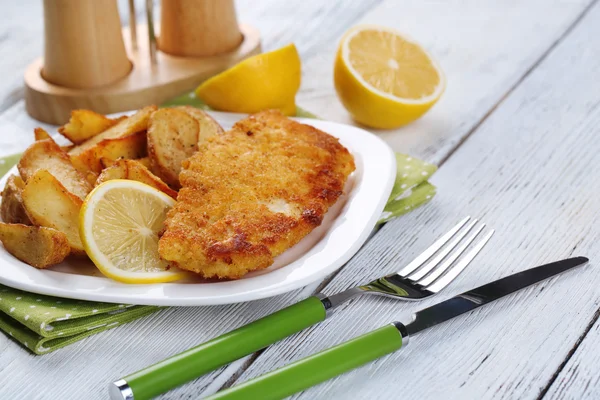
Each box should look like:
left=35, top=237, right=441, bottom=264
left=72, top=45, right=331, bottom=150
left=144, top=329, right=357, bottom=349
left=195, top=43, right=301, bottom=116
left=80, top=180, right=187, bottom=284
left=334, top=25, right=445, bottom=129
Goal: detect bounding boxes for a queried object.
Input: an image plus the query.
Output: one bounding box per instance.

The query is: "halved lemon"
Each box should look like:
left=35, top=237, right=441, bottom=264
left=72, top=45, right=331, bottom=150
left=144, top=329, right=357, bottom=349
left=334, top=25, right=445, bottom=129
left=195, top=43, right=301, bottom=116
left=80, top=180, right=187, bottom=284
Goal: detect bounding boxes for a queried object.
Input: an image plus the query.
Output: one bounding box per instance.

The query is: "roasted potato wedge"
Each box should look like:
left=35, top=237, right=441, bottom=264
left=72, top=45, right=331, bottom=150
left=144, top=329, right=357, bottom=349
left=99, top=156, right=150, bottom=170
left=148, top=108, right=199, bottom=188
left=0, top=223, right=70, bottom=268
left=9, top=174, right=25, bottom=189
left=22, top=170, right=84, bottom=253
left=97, top=130, right=147, bottom=161
left=69, top=105, right=156, bottom=157
left=99, top=157, right=116, bottom=169
left=18, top=139, right=92, bottom=200
left=96, top=159, right=178, bottom=199
left=58, top=109, right=124, bottom=144
left=71, top=130, right=147, bottom=173
left=33, top=128, right=74, bottom=152
left=83, top=171, right=99, bottom=186
left=68, top=106, right=155, bottom=173
left=135, top=157, right=152, bottom=169
left=34, top=127, right=52, bottom=141
left=0, top=175, right=31, bottom=225
left=176, top=106, right=224, bottom=144
left=69, top=157, right=99, bottom=187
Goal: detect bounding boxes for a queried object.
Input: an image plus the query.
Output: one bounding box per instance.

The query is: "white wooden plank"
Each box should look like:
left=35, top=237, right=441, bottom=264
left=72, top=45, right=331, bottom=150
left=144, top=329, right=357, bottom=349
left=0, top=1, right=595, bottom=400
left=297, top=0, right=592, bottom=159
left=0, top=1, right=43, bottom=112
left=232, top=2, right=600, bottom=399
left=543, top=315, right=600, bottom=399
left=236, top=0, right=383, bottom=57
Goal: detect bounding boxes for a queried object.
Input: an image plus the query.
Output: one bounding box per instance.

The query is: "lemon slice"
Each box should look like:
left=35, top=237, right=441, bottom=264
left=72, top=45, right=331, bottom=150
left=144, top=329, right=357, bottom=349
left=195, top=43, right=301, bottom=116
left=80, top=180, right=187, bottom=283
left=334, top=25, right=445, bottom=129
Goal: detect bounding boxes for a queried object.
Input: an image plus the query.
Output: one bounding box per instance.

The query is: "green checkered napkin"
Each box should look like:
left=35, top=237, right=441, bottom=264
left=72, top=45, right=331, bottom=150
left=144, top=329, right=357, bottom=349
left=0, top=101, right=436, bottom=355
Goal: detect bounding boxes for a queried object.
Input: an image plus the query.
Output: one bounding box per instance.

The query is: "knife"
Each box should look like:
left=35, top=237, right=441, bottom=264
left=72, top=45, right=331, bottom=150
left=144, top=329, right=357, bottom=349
left=201, top=256, right=589, bottom=400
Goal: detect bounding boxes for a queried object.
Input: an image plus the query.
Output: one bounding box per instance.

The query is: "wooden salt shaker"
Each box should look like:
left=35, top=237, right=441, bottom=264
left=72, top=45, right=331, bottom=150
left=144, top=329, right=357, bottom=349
left=41, top=0, right=131, bottom=89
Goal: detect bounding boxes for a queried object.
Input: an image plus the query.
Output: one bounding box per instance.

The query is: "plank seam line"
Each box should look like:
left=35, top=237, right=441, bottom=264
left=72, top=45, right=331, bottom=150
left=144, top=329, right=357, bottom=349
left=220, top=352, right=264, bottom=391
left=437, top=0, right=598, bottom=167
left=212, top=0, right=599, bottom=394
left=537, top=306, right=600, bottom=399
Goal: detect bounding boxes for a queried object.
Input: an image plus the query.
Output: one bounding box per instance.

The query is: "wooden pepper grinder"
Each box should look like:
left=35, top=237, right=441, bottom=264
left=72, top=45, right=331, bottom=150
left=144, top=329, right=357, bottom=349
left=25, top=0, right=261, bottom=124
left=159, top=0, right=243, bottom=57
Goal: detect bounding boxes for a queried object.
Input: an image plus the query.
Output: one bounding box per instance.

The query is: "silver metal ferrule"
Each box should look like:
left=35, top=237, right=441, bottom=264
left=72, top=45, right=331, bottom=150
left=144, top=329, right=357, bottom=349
left=109, top=379, right=134, bottom=400
left=318, top=287, right=366, bottom=316
left=316, top=293, right=333, bottom=316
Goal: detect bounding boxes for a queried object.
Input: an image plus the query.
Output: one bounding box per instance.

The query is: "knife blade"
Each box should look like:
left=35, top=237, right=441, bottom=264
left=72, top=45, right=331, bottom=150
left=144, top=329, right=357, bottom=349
left=405, top=256, right=589, bottom=336
left=204, top=257, right=589, bottom=400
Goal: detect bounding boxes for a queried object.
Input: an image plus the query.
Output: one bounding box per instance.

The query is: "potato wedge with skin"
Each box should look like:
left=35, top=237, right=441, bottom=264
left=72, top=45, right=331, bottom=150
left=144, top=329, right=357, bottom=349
left=96, top=159, right=178, bottom=199
left=135, top=157, right=152, bottom=169
left=148, top=108, right=199, bottom=188
left=0, top=175, right=31, bottom=225
left=0, top=223, right=70, bottom=268
left=100, top=156, right=149, bottom=170
left=98, top=130, right=147, bottom=161
left=2, top=174, right=25, bottom=191
left=83, top=171, right=99, bottom=187
left=69, top=105, right=156, bottom=157
left=58, top=109, right=124, bottom=144
left=34, top=127, right=52, bottom=141
left=99, top=157, right=116, bottom=169
left=22, top=170, right=84, bottom=252
left=175, top=106, right=224, bottom=144
left=68, top=157, right=99, bottom=187
left=33, top=128, right=75, bottom=152
left=71, top=130, right=147, bottom=173
left=18, top=139, right=92, bottom=200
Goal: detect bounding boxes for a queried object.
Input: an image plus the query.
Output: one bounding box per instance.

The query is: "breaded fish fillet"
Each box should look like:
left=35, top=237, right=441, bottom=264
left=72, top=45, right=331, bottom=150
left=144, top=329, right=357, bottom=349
left=158, top=110, right=355, bottom=279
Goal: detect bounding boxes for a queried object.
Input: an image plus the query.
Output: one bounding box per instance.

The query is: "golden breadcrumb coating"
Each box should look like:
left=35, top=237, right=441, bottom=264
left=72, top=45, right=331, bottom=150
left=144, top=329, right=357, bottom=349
left=159, top=110, right=355, bottom=279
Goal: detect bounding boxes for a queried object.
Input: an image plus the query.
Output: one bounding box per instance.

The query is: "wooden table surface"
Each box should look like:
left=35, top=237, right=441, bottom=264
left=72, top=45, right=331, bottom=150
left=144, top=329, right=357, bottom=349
left=1, top=0, right=599, bottom=399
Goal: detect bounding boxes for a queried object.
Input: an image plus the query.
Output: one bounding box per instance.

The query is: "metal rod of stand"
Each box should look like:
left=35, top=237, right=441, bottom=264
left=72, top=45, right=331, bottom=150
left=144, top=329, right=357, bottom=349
left=146, top=0, right=157, bottom=64
left=128, top=0, right=138, bottom=50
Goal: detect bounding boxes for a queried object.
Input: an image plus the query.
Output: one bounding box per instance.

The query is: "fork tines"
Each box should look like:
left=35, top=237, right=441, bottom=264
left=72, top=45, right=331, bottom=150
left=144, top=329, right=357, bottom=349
left=399, top=216, right=494, bottom=293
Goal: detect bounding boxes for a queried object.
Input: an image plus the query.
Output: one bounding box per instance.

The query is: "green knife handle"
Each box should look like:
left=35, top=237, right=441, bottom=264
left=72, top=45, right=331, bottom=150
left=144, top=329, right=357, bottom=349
left=205, top=323, right=405, bottom=400
left=120, top=296, right=327, bottom=400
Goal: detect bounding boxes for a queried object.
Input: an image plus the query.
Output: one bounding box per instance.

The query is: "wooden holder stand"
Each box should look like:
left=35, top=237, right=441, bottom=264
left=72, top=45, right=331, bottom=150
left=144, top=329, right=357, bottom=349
left=25, top=0, right=261, bottom=125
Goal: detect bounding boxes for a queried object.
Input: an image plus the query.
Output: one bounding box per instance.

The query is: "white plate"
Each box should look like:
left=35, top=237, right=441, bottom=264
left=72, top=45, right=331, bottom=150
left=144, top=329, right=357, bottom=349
left=0, top=115, right=395, bottom=306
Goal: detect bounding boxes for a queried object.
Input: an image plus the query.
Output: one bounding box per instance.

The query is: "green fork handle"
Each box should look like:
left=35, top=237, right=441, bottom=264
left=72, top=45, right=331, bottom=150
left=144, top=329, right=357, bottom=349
left=114, top=296, right=327, bottom=400
left=205, top=323, right=405, bottom=400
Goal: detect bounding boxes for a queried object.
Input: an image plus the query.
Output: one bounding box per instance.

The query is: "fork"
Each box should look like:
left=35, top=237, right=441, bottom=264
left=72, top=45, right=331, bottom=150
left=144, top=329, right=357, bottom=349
left=111, top=216, right=494, bottom=400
